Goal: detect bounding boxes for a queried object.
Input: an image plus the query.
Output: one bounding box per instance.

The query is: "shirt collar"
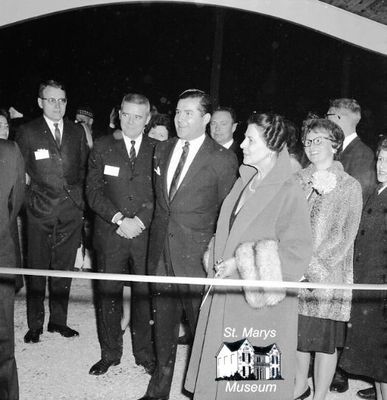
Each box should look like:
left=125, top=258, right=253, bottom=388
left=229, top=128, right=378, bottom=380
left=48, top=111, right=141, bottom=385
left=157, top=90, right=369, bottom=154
left=43, top=115, right=63, bottom=132
left=123, top=132, right=143, bottom=153
left=223, top=139, right=234, bottom=149
left=178, top=133, right=205, bottom=150
left=343, top=132, right=357, bottom=150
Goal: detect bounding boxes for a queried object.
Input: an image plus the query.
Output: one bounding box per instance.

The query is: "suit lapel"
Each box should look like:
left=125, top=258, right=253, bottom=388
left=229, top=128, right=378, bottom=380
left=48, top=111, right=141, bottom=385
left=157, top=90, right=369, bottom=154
left=113, top=134, right=130, bottom=165
left=156, top=138, right=177, bottom=206
left=40, top=117, right=60, bottom=155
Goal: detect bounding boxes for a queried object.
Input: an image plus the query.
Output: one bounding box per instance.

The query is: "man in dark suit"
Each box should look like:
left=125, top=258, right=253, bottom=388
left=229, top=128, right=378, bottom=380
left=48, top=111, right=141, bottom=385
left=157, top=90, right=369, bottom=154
left=0, top=140, right=25, bottom=400
left=86, top=93, right=155, bottom=376
left=210, top=106, right=243, bottom=164
left=139, top=89, right=238, bottom=400
left=16, top=79, right=88, bottom=344
left=327, top=98, right=376, bottom=204
left=327, top=98, right=377, bottom=399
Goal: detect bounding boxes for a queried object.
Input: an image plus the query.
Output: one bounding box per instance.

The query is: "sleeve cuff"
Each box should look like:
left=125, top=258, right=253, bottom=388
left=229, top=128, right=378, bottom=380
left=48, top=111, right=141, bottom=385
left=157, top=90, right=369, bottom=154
left=112, top=211, right=123, bottom=224
left=134, top=216, right=145, bottom=230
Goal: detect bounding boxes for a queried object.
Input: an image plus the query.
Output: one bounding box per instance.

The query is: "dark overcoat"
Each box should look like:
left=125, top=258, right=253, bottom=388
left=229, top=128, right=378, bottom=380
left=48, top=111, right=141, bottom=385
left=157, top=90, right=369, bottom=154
left=340, top=187, right=387, bottom=382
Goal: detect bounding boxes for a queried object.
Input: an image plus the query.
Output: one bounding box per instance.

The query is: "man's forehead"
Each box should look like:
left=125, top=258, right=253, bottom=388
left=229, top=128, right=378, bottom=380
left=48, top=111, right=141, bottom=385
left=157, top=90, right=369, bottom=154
left=176, top=97, right=201, bottom=110
left=122, top=101, right=149, bottom=113
left=212, top=111, right=232, bottom=121
left=43, top=86, right=65, bottom=96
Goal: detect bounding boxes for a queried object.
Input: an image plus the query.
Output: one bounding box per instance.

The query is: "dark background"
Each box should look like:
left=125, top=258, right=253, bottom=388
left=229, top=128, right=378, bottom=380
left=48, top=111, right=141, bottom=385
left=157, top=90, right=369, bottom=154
left=0, top=2, right=386, bottom=146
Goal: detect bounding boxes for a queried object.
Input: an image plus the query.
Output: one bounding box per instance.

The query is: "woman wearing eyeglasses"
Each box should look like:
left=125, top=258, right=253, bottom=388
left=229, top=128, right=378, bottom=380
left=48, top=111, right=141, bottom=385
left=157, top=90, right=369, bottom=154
left=293, top=118, right=362, bottom=400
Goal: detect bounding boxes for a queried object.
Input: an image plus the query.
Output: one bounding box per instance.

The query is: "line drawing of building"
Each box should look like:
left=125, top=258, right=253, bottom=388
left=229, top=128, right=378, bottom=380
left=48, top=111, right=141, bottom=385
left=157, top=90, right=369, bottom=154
left=215, top=338, right=282, bottom=381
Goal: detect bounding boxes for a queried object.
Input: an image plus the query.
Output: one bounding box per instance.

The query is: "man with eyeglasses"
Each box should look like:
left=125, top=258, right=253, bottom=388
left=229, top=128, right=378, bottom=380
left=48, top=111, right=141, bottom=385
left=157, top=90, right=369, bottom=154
left=16, top=79, right=88, bottom=344
left=326, top=98, right=377, bottom=399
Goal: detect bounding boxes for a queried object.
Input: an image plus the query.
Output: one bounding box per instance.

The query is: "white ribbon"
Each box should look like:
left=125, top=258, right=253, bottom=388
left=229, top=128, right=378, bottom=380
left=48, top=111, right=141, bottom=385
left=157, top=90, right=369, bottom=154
left=1, top=267, right=386, bottom=291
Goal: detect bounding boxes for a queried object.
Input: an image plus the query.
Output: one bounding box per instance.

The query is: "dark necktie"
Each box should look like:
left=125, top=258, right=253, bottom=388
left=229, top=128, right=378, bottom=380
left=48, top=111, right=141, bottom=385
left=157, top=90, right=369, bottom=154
left=129, top=140, right=136, bottom=169
left=54, top=123, right=61, bottom=148
left=169, top=141, right=190, bottom=201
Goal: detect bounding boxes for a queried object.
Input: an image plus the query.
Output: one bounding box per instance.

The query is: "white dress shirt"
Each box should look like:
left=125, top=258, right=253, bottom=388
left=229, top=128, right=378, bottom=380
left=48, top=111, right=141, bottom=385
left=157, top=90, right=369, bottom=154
left=44, top=116, right=63, bottom=142
left=343, top=132, right=357, bottom=151
left=123, top=132, right=143, bottom=157
left=167, top=134, right=206, bottom=193
left=223, top=139, right=234, bottom=149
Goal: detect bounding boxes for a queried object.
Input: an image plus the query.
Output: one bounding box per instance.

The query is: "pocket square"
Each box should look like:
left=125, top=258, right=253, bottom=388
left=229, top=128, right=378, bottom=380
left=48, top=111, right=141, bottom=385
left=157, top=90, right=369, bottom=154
left=154, top=166, right=161, bottom=176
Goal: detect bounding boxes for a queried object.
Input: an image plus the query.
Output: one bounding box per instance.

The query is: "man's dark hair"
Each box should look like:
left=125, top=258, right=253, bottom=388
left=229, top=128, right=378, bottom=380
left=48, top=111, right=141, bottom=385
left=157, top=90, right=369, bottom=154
left=178, top=89, right=212, bottom=115
left=213, top=106, right=237, bottom=123
left=38, top=79, right=66, bottom=98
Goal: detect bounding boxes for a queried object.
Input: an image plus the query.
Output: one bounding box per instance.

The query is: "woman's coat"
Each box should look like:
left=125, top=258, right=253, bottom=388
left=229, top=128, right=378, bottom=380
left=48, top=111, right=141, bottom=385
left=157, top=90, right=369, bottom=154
left=185, top=148, right=312, bottom=400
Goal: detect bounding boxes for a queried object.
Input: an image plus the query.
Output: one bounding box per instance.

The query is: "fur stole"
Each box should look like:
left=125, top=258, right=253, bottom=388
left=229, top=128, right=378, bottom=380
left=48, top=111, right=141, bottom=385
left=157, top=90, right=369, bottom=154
left=235, top=240, right=285, bottom=308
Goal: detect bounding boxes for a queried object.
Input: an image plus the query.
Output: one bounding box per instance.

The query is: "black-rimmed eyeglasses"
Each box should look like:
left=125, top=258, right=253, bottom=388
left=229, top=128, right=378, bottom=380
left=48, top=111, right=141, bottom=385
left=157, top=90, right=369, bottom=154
left=303, top=136, right=334, bottom=147
left=325, top=113, right=341, bottom=119
left=40, top=97, right=67, bottom=105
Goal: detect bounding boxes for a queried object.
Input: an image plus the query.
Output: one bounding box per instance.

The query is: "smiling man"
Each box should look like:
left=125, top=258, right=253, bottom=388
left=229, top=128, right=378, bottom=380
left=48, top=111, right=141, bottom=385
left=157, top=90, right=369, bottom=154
left=16, top=79, right=88, bottom=344
left=139, top=89, right=238, bottom=400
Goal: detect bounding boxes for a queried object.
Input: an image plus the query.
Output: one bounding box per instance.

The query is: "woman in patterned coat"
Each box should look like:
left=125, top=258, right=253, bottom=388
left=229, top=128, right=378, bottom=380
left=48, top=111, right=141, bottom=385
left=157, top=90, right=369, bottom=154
left=294, top=118, right=362, bottom=400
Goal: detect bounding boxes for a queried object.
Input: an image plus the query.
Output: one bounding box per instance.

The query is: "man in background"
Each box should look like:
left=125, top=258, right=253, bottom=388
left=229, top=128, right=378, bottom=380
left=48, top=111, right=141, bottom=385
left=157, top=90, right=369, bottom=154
left=16, top=79, right=88, bottom=344
left=210, top=106, right=243, bottom=164
left=327, top=98, right=377, bottom=399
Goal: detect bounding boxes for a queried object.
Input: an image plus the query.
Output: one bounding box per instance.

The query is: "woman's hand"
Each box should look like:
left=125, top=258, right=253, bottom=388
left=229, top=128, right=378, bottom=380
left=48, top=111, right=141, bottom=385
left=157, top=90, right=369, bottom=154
left=214, top=258, right=237, bottom=279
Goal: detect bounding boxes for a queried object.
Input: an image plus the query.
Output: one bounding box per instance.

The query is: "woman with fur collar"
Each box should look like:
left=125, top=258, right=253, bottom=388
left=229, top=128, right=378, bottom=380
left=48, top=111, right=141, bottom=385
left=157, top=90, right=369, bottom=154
left=294, top=118, right=362, bottom=400
left=185, top=113, right=312, bottom=400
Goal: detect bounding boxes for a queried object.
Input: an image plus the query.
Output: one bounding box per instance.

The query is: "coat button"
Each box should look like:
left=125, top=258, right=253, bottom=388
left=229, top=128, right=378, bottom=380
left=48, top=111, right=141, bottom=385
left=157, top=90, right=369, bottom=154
left=169, top=233, right=174, bottom=238
left=360, top=229, right=365, bottom=235
left=367, top=208, right=372, bottom=214
left=128, top=195, right=133, bottom=200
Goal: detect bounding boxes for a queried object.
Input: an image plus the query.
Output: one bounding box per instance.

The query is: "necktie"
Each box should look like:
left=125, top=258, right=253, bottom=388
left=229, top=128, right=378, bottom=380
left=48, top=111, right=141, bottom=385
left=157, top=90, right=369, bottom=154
left=169, top=141, right=190, bottom=201
left=54, top=123, right=61, bottom=147
left=129, top=140, right=136, bottom=169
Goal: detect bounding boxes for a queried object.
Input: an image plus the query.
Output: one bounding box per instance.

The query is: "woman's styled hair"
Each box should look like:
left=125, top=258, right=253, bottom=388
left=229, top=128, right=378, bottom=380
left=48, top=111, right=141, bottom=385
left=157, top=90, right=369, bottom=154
left=301, top=117, right=345, bottom=159
left=376, top=135, right=387, bottom=157
left=145, top=113, right=172, bottom=137
left=247, top=112, right=286, bottom=153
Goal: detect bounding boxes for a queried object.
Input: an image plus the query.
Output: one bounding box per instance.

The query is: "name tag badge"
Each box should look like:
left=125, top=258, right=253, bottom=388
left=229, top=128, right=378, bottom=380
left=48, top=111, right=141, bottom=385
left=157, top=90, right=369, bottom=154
left=34, top=149, right=50, bottom=160
left=104, top=165, right=120, bottom=177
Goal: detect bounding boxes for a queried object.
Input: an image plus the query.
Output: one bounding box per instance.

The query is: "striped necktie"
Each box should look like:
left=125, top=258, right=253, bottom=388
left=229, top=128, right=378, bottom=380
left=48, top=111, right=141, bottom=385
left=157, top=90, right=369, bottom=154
left=129, top=140, right=136, bottom=169
left=54, top=123, right=61, bottom=147
left=169, top=141, right=190, bottom=201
